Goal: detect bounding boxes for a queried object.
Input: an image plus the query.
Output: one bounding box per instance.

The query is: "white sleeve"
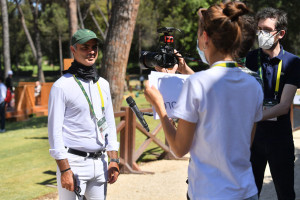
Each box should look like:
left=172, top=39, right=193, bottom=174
left=1, top=85, right=7, bottom=101
left=172, top=77, right=202, bottom=123
left=103, top=83, right=119, bottom=152
left=48, top=85, right=68, bottom=160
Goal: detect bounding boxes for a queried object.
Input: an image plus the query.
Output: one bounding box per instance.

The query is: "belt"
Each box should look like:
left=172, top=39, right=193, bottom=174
left=67, top=148, right=105, bottom=158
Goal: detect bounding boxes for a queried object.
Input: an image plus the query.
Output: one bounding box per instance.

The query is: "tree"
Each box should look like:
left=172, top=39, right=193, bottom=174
left=28, top=0, right=45, bottom=83
left=100, top=0, right=140, bottom=111
left=68, top=0, right=77, bottom=57
left=1, top=0, right=11, bottom=78
left=14, top=0, right=37, bottom=60
left=14, top=0, right=45, bottom=82
left=40, top=3, right=68, bottom=72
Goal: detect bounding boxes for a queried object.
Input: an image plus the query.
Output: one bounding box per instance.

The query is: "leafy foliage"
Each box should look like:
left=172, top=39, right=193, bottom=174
left=1, top=0, right=300, bottom=75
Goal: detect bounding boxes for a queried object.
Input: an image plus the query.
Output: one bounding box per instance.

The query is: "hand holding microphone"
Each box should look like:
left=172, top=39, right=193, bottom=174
left=126, top=96, right=150, bottom=132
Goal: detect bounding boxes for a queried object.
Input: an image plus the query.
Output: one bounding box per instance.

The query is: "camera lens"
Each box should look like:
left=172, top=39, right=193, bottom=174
left=139, top=51, right=177, bottom=68
left=139, top=51, right=161, bottom=68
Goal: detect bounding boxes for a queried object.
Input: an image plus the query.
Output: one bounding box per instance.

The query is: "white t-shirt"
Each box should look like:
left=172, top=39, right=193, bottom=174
left=172, top=61, right=263, bottom=200
left=48, top=73, right=119, bottom=160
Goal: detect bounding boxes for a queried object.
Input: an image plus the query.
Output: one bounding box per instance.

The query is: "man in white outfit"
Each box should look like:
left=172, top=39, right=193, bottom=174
left=0, top=77, right=7, bottom=133
left=48, top=29, right=120, bottom=200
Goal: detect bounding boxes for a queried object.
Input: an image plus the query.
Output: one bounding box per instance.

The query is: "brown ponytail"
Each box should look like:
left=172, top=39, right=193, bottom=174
left=200, top=2, right=249, bottom=55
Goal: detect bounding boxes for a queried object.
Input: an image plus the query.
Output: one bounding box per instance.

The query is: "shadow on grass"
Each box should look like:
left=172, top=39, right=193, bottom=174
left=6, top=116, right=48, bottom=131
left=25, top=136, right=48, bottom=140
left=137, top=147, right=164, bottom=163
left=37, top=170, right=57, bottom=187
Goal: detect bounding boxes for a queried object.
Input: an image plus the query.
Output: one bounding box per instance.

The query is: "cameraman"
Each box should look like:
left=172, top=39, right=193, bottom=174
left=157, top=15, right=262, bottom=88
left=145, top=2, right=263, bottom=200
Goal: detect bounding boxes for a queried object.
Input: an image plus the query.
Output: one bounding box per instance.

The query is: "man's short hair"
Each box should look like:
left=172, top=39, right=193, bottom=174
left=256, top=7, right=288, bottom=33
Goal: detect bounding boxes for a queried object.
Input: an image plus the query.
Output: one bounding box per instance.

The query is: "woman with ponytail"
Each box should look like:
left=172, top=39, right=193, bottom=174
left=145, top=2, right=263, bottom=200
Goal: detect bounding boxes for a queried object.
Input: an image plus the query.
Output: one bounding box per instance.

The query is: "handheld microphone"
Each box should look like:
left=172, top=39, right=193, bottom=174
left=126, top=96, right=150, bottom=132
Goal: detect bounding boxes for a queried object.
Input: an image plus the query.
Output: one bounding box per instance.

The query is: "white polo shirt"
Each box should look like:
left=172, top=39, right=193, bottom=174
left=48, top=73, right=119, bottom=160
left=173, top=61, right=263, bottom=200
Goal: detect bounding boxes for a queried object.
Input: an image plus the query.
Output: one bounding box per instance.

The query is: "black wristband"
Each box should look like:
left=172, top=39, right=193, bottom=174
left=110, top=158, right=120, bottom=164
left=61, top=167, right=71, bottom=173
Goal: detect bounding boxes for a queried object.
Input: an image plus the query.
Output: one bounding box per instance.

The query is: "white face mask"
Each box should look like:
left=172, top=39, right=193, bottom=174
left=197, top=39, right=208, bottom=64
left=258, top=30, right=280, bottom=49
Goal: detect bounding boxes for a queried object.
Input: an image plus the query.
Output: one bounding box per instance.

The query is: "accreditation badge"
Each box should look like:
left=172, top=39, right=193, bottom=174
left=263, top=100, right=278, bottom=121
left=97, top=116, right=109, bottom=134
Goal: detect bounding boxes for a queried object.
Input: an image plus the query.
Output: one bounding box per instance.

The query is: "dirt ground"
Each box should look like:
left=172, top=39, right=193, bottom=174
left=38, top=130, right=300, bottom=200
left=107, top=159, right=189, bottom=200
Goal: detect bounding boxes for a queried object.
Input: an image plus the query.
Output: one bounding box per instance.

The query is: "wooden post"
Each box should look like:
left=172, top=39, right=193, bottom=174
left=120, top=107, right=128, bottom=173
left=120, top=107, right=136, bottom=173
left=127, top=107, right=136, bottom=170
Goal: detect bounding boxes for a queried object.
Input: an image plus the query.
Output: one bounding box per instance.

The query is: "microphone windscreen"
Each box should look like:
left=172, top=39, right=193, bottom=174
left=126, top=96, right=135, bottom=107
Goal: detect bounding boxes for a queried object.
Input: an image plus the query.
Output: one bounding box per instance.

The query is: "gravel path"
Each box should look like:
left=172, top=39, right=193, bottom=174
left=107, top=159, right=189, bottom=200
left=37, top=131, right=300, bottom=200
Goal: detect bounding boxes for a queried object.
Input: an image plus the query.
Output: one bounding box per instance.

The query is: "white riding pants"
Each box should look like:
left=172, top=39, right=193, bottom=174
left=57, top=152, right=108, bottom=200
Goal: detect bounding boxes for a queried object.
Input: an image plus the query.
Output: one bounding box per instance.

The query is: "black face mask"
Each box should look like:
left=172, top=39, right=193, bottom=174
left=63, top=60, right=99, bottom=83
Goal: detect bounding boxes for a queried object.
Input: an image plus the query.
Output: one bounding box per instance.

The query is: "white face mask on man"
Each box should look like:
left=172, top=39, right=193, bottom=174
left=197, top=39, right=209, bottom=64
left=258, top=30, right=280, bottom=49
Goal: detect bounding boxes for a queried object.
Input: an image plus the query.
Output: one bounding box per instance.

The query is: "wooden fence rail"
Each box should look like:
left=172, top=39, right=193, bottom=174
left=6, top=82, right=53, bottom=120
left=115, top=107, right=177, bottom=174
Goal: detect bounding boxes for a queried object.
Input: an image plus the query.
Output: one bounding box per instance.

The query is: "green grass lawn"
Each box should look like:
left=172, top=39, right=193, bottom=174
left=0, top=117, right=57, bottom=200
left=17, top=64, right=60, bottom=76
left=0, top=91, right=166, bottom=200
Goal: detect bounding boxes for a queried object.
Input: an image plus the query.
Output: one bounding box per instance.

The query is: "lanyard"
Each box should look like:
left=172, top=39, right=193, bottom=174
left=73, top=75, right=105, bottom=118
left=257, top=50, right=284, bottom=100
left=211, top=62, right=239, bottom=68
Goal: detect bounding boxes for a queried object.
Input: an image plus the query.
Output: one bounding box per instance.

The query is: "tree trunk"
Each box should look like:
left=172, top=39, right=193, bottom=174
left=29, top=0, right=45, bottom=83
left=89, top=10, right=106, bottom=40
left=77, top=0, right=85, bottom=29
left=14, top=0, right=37, bottom=60
left=68, top=0, right=78, bottom=57
left=138, top=25, right=142, bottom=76
left=36, top=31, right=45, bottom=83
left=95, top=1, right=109, bottom=27
left=59, top=33, right=63, bottom=74
left=100, top=0, right=140, bottom=111
left=1, top=0, right=11, bottom=79
left=95, top=1, right=109, bottom=38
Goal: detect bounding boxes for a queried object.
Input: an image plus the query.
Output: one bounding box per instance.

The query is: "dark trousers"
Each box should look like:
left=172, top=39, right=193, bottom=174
left=250, top=138, right=295, bottom=200
left=0, top=102, right=5, bottom=130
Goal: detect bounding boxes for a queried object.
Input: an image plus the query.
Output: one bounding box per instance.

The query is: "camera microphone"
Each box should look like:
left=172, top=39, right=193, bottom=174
left=126, top=96, right=150, bottom=132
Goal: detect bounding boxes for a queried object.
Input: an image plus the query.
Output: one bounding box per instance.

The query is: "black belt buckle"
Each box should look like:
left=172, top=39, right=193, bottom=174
left=92, top=151, right=103, bottom=159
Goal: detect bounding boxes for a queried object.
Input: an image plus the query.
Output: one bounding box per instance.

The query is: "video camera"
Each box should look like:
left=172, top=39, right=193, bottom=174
left=139, top=27, right=183, bottom=69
